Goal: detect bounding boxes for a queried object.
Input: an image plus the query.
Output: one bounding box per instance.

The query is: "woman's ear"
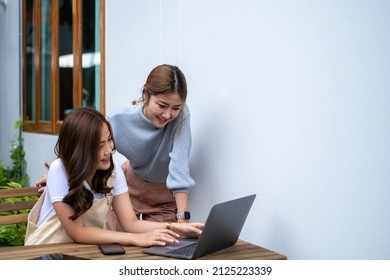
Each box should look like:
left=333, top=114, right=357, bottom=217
left=142, top=87, right=149, bottom=103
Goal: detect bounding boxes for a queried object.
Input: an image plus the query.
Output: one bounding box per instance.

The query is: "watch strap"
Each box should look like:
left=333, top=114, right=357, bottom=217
left=176, top=211, right=191, bottom=220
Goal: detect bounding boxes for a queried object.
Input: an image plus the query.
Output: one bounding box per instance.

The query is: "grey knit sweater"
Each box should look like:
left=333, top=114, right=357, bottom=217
left=107, top=103, right=195, bottom=193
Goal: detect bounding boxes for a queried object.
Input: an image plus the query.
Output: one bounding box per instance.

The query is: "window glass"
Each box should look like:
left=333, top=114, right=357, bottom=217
left=58, top=0, right=73, bottom=119
left=82, top=0, right=101, bottom=110
left=25, top=0, right=35, bottom=121
left=23, top=0, right=104, bottom=133
left=40, top=0, right=52, bottom=121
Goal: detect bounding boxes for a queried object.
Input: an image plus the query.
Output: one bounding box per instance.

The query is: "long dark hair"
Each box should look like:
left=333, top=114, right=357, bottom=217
left=55, top=107, right=115, bottom=220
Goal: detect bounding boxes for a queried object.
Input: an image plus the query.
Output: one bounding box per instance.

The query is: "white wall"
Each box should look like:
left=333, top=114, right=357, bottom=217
left=106, top=0, right=390, bottom=259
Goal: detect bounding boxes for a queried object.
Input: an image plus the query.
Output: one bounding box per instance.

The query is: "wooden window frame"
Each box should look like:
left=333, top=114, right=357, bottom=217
left=22, top=0, right=105, bottom=134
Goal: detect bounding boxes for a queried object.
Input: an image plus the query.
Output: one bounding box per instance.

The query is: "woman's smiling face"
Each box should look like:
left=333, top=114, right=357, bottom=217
left=97, top=123, right=114, bottom=170
left=143, top=92, right=183, bottom=128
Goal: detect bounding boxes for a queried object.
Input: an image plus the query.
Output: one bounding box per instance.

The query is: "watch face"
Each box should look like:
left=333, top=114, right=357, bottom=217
left=176, top=211, right=191, bottom=220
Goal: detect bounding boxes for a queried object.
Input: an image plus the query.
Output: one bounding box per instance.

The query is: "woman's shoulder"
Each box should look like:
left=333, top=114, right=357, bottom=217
left=107, top=104, right=142, bottom=121
left=48, top=158, right=63, bottom=170
left=47, top=159, right=68, bottom=184
left=48, top=159, right=68, bottom=176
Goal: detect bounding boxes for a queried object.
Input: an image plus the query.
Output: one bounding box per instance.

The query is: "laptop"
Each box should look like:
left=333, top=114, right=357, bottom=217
left=143, top=194, right=256, bottom=259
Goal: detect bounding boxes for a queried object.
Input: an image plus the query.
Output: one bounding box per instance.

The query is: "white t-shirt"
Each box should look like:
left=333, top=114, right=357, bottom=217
left=37, top=158, right=128, bottom=226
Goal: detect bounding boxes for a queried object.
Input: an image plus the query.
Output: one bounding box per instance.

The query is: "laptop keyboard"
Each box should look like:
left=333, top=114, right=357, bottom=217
left=169, top=243, right=197, bottom=257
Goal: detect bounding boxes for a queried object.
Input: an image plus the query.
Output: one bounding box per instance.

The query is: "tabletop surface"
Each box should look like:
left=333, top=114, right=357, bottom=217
left=0, top=239, right=287, bottom=260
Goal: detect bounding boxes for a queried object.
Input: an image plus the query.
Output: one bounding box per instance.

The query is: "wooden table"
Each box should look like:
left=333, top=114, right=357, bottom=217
left=0, top=240, right=286, bottom=260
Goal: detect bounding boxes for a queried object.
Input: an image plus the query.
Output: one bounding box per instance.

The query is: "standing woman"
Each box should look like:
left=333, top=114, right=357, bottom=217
left=108, top=64, right=194, bottom=224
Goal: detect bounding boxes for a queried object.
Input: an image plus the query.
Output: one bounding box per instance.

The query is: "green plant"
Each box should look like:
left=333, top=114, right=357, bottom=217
left=0, top=119, right=32, bottom=246
left=0, top=119, right=29, bottom=186
left=0, top=183, right=37, bottom=247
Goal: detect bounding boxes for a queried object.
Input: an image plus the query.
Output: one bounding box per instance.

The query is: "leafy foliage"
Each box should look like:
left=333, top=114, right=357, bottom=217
left=0, top=119, right=29, bottom=186
left=0, top=120, right=32, bottom=247
left=0, top=183, right=37, bottom=247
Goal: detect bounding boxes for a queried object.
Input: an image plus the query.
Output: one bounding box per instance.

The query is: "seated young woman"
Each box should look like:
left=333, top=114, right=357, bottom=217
left=25, top=107, right=203, bottom=247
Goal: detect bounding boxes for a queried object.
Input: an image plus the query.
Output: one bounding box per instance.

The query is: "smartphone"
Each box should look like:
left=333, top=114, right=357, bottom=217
left=98, top=243, right=126, bottom=255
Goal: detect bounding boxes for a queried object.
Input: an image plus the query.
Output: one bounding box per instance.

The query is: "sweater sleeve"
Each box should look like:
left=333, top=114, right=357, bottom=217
left=166, top=106, right=195, bottom=193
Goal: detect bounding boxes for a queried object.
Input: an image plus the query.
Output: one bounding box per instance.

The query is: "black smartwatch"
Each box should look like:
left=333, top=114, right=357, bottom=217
left=176, top=211, right=191, bottom=220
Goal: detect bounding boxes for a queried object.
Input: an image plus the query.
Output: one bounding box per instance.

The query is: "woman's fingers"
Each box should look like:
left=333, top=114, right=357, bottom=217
left=153, top=230, right=179, bottom=244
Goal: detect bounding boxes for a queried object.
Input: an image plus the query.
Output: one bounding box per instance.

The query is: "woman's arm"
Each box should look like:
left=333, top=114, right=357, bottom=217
left=35, top=174, right=47, bottom=193
left=113, top=192, right=203, bottom=238
left=53, top=196, right=190, bottom=247
left=167, top=106, right=194, bottom=220
left=174, top=192, right=189, bottom=222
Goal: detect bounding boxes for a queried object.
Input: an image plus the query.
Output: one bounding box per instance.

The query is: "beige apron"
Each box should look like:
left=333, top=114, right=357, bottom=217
left=25, top=174, right=115, bottom=245
left=105, top=161, right=176, bottom=231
